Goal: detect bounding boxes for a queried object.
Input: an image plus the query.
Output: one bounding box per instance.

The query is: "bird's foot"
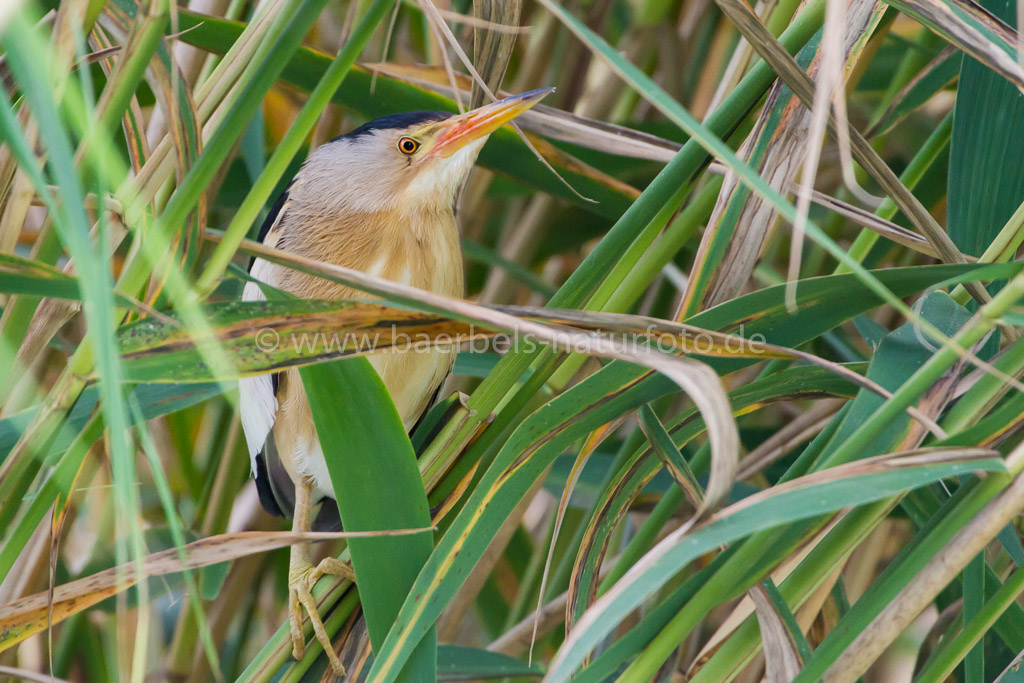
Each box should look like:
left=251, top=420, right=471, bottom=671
left=288, top=556, right=357, bottom=674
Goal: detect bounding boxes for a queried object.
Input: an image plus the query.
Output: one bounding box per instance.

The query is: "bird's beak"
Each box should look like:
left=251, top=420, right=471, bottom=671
left=425, top=88, right=554, bottom=158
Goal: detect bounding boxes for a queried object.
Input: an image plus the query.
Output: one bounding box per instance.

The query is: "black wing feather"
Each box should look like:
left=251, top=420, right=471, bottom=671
left=250, top=186, right=291, bottom=519
left=253, top=451, right=285, bottom=518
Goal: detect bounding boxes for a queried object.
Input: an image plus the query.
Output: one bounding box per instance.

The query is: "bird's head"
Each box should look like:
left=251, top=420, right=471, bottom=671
left=300, top=88, right=553, bottom=216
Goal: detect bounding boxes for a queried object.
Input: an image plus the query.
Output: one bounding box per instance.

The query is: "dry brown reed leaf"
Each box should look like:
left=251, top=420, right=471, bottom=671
left=215, top=233, right=742, bottom=514
left=787, top=0, right=868, bottom=311
left=470, top=0, right=522, bottom=108
left=751, top=584, right=804, bottom=682
left=679, top=0, right=883, bottom=316
left=0, top=529, right=430, bottom=651
left=710, top=0, right=986, bottom=308
left=207, top=232, right=949, bottom=437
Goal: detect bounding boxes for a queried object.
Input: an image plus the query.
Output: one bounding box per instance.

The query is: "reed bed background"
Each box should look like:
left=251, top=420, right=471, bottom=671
left=1, top=0, right=1024, bottom=680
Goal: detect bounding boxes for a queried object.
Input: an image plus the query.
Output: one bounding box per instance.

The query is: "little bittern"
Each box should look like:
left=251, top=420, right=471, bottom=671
left=239, top=88, right=551, bottom=671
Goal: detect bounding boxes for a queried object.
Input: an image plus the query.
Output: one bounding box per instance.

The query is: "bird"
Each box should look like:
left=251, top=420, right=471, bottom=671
left=238, top=88, right=552, bottom=672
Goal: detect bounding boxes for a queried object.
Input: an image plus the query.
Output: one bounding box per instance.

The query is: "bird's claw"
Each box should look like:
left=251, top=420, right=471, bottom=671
left=288, top=557, right=357, bottom=675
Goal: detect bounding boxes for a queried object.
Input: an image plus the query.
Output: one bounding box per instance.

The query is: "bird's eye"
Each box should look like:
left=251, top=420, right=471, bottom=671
left=398, top=137, right=420, bottom=155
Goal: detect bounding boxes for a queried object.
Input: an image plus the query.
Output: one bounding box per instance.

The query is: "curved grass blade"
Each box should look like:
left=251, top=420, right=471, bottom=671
left=222, top=232, right=1022, bottom=359
left=546, top=452, right=1007, bottom=681
left=567, top=364, right=861, bottom=632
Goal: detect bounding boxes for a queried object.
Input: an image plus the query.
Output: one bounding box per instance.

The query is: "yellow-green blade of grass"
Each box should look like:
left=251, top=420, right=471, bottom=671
left=1, top=4, right=140, bottom=599
left=299, top=358, right=435, bottom=682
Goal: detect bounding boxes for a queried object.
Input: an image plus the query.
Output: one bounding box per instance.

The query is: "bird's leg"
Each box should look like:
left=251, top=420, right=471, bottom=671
left=288, top=479, right=355, bottom=674
left=287, top=479, right=317, bottom=663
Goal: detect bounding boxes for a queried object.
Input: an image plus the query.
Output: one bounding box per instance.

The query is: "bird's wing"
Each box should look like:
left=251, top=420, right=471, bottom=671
left=238, top=182, right=344, bottom=529
left=240, top=187, right=290, bottom=516
left=239, top=370, right=277, bottom=472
